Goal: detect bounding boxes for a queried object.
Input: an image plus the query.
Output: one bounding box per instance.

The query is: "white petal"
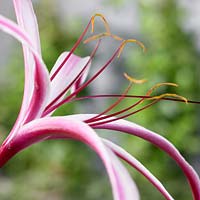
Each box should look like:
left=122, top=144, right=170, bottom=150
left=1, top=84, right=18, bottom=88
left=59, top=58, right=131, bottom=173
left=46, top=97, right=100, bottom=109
left=48, top=52, right=90, bottom=105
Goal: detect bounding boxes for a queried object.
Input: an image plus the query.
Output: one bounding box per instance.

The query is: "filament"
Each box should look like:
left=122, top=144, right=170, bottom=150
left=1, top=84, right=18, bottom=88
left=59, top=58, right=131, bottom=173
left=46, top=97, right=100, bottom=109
left=85, top=83, right=133, bottom=123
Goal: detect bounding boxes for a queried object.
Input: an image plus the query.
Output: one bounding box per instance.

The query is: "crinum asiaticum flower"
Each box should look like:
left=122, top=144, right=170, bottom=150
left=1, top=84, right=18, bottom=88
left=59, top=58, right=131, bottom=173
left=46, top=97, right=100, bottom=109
left=0, top=1, right=200, bottom=200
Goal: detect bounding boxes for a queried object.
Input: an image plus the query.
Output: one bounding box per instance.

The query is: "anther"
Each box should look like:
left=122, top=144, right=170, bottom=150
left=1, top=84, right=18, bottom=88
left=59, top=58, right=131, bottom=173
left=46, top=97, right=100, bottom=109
left=84, top=32, right=123, bottom=44
left=118, top=39, right=146, bottom=57
left=124, top=73, right=147, bottom=84
left=91, top=13, right=111, bottom=34
left=146, top=82, right=178, bottom=96
left=84, top=32, right=111, bottom=44
left=149, top=93, right=188, bottom=104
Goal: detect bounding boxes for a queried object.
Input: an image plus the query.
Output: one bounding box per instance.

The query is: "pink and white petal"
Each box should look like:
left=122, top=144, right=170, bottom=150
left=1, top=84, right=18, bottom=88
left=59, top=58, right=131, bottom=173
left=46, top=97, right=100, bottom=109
left=0, top=117, right=138, bottom=200
left=49, top=52, right=79, bottom=76
left=12, top=0, right=44, bottom=123
left=70, top=58, right=91, bottom=94
left=105, top=146, right=140, bottom=200
left=94, top=119, right=200, bottom=200
left=48, top=52, right=90, bottom=104
left=13, top=0, right=42, bottom=114
left=13, top=0, right=41, bottom=53
left=0, top=15, right=50, bottom=140
left=103, top=139, right=174, bottom=200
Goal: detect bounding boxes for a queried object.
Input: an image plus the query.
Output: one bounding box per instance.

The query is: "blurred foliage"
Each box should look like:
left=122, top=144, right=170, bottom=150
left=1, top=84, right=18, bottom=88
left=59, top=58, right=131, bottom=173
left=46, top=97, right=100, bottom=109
left=0, top=0, right=199, bottom=200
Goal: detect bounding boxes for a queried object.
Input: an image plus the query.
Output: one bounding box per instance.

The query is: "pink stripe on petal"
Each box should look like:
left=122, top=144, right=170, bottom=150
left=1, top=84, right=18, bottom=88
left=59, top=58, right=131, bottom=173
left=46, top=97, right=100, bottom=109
left=103, top=139, right=174, bottom=200
left=105, top=146, right=140, bottom=200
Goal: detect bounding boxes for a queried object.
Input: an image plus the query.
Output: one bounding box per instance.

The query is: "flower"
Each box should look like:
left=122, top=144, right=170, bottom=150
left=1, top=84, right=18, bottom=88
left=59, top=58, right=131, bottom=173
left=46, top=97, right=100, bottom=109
left=0, top=1, right=200, bottom=200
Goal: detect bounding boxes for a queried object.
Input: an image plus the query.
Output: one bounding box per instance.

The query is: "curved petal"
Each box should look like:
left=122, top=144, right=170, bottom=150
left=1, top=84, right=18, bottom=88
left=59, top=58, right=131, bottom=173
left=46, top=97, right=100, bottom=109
left=0, top=15, right=50, bottom=141
left=0, top=117, right=139, bottom=200
left=48, top=52, right=90, bottom=105
left=103, top=139, right=174, bottom=200
left=13, top=0, right=41, bottom=53
left=105, top=145, right=140, bottom=200
left=94, top=119, right=200, bottom=200
left=62, top=114, right=200, bottom=200
left=12, top=0, right=43, bottom=124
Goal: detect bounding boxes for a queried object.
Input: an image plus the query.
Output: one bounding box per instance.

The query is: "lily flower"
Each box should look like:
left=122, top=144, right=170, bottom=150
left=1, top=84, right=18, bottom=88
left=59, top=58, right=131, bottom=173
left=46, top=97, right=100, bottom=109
left=0, top=1, right=200, bottom=200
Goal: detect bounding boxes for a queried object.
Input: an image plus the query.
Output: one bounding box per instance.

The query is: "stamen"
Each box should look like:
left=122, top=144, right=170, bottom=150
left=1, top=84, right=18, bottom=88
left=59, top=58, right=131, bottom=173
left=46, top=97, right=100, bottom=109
left=50, top=20, right=91, bottom=81
left=91, top=13, right=111, bottom=34
left=118, top=39, right=146, bottom=57
left=84, top=82, right=185, bottom=124
left=85, top=94, right=144, bottom=124
left=44, top=42, right=124, bottom=115
left=50, top=13, right=111, bottom=81
left=124, top=73, right=147, bottom=84
left=73, top=95, right=200, bottom=104
left=85, top=35, right=146, bottom=58
left=84, top=32, right=111, bottom=44
left=149, top=93, right=188, bottom=104
left=89, top=100, right=158, bottom=127
left=147, top=82, right=178, bottom=96
left=46, top=13, right=182, bottom=120
left=88, top=92, right=190, bottom=127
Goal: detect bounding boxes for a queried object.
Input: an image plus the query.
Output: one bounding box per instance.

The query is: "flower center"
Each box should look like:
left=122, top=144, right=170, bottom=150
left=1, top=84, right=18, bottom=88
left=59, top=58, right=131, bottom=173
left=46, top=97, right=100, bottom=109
left=41, top=14, right=193, bottom=124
